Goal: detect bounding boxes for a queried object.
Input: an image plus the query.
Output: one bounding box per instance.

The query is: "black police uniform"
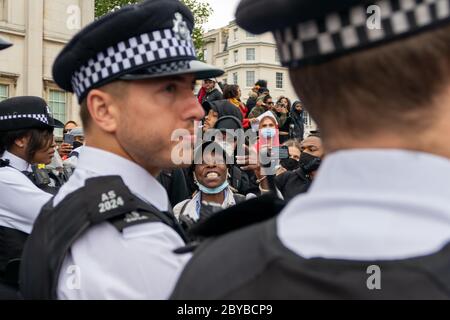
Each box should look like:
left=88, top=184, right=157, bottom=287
left=171, top=0, right=450, bottom=299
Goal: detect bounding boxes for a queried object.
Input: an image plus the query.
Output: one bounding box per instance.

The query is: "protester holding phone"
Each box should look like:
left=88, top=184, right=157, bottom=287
left=58, top=121, right=78, bottom=159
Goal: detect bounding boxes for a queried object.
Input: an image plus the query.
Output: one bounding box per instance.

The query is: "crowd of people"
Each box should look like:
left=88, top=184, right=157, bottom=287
left=2, top=0, right=450, bottom=301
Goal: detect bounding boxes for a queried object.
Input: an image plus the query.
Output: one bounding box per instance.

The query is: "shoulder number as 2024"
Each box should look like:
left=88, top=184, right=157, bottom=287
left=99, top=190, right=125, bottom=213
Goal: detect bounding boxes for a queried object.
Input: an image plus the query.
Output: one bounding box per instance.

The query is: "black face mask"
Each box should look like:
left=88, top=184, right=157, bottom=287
left=299, top=152, right=321, bottom=174
left=73, top=141, right=83, bottom=149
left=280, top=158, right=300, bottom=171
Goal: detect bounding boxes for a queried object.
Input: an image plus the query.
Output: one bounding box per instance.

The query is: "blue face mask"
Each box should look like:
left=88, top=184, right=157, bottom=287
left=261, top=128, right=277, bottom=139
left=197, top=180, right=229, bottom=195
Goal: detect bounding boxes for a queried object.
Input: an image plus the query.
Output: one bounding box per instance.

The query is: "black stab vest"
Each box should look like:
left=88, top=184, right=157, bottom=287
left=20, top=175, right=187, bottom=300
left=171, top=218, right=450, bottom=299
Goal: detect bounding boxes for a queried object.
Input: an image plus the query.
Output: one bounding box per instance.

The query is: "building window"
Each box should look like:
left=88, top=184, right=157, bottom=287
left=246, top=71, right=255, bottom=88
left=0, top=84, right=9, bottom=102
left=48, top=89, right=67, bottom=136
left=246, top=48, right=255, bottom=61
left=234, top=28, right=239, bottom=41
left=275, top=49, right=280, bottom=63
left=276, top=72, right=284, bottom=89
left=246, top=31, right=256, bottom=38
left=223, top=58, right=228, bottom=66
left=234, top=50, right=238, bottom=63
left=233, top=72, right=238, bottom=85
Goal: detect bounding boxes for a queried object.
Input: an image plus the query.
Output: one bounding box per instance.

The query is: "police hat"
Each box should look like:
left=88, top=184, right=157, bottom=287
left=0, top=96, right=64, bottom=132
left=0, top=37, right=12, bottom=50
left=53, top=0, right=224, bottom=103
left=236, top=0, right=450, bottom=68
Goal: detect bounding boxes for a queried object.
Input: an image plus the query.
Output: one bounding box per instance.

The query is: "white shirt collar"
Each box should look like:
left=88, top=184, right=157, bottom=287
left=1, top=150, right=31, bottom=172
left=279, top=149, right=450, bottom=260
left=76, top=146, right=169, bottom=212
left=309, top=149, right=450, bottom=199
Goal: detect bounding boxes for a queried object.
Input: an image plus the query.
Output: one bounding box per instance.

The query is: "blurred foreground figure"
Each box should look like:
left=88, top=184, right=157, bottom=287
left=171, top=0, right=450, bottom=299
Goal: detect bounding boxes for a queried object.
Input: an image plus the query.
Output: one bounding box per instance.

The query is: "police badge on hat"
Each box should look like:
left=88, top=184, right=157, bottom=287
left=173, top=12, right=191, bottom=42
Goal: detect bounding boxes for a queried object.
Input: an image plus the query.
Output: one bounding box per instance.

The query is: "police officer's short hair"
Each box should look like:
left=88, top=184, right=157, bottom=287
left=291, top=24, right=450, bottom=142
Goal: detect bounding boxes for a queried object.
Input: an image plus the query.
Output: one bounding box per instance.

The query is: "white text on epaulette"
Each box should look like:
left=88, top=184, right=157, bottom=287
left=99, top=190, right=125, bottom=213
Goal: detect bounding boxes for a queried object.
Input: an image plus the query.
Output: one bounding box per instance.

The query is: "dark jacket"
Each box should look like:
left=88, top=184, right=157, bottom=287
left=202, top=88, right=223, bottom=104
left=171, top=218, right=450, bottom=300
left=275, top=168, right=311, bottom=202
left=246, top=96, right=257, bottom=114
left=290, top=108, right=305, bottom=141
left=157, top=169, right=191, bottom=208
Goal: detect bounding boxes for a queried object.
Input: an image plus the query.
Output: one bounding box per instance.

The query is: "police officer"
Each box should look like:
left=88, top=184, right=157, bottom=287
left=0, top=96, right=63, bottom=291
left=20, top=0, right=223, bottom=300
left=171, top=0, right=450, bottom=299
left=0, top=35, right=20, bottom=300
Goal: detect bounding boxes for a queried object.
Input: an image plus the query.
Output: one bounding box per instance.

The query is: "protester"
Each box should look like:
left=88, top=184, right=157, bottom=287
left=58, top=121, right=78, bottom=159
left=278, top=139, right=301, bottom=173
left=274, top=96, right=290, bottom=143
left=248, top=94, right=274, bottom=119
left=202, top=99, right=243, bottom=132
left=200, top=78, right=223, bottom=104
left=174, top=142, right=246, bottom=235
left=222, top=84, right=249, bottom=128
left=62, top=127, right=85, bottom=170
left=275, top=134, right=324, bottom=201
left=290, top=100, right=305, bottom=141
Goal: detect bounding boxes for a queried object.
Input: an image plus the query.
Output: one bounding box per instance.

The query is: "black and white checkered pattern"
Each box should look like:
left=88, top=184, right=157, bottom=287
left=274, top=0, right=450, bottom=67
left=0, top=113, right=49, bottom=125
left=145, top=60, right=190, bottom=74
left=71, top=28, right=196, bottom=100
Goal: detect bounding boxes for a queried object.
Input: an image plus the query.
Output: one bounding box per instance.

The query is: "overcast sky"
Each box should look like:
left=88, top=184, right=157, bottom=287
left=203, top=0, right=240, bottom=31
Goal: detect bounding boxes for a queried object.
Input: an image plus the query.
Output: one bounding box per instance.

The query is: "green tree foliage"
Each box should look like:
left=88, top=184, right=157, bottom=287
left=95, top=0, right=213, bottom=60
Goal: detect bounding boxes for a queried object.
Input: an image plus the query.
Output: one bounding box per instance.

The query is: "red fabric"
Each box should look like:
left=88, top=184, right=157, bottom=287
left=197, top=87, right=207, bottom=104
left=235, top=100, right=250, bottom=129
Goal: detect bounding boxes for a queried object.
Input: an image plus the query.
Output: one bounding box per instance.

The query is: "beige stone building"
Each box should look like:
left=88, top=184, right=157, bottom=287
left=203, top=20, right=317, bottom=134
left=0, top=0, right=95, bottom=135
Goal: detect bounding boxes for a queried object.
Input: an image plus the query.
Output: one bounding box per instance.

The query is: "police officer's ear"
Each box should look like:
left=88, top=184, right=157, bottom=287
left=85, top=87, right=122, bottom=134
left=14, top=135, right=28, bottom=149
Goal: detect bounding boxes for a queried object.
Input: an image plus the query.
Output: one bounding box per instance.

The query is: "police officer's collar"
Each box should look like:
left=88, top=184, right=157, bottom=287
left=236, top=0, right=450, bottom=68
left=1, top=150, right=32, bottom=172
left=76, top=146, right=169, bottom=212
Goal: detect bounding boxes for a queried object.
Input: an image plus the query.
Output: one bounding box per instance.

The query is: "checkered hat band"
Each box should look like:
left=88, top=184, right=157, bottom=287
left=0, top=113, right=49, bottom=125
left=71, top=28, right=196, bottom=99
left=275, top=0, right=450, bottom=67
